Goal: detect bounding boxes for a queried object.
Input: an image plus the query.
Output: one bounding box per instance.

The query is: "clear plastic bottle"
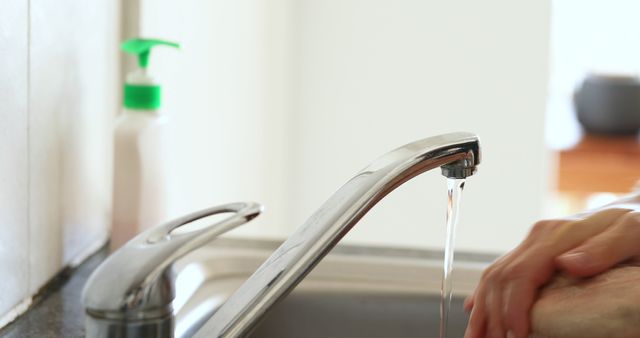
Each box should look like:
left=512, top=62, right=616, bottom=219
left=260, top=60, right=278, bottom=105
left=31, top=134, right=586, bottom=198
left=111, top=38, right=179, bottom=250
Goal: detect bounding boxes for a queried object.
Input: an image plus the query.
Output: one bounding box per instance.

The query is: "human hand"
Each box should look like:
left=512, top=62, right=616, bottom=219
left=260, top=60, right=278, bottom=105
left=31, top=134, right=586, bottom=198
left=530, top=263, right=640, bottom=338
left=463, top=197, right=640, bottom=338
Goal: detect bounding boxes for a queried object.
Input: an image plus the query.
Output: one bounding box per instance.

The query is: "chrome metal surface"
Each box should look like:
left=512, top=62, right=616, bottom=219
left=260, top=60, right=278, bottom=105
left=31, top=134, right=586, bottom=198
left=83, top=132, right=480, bottom=338
left=195, top=132, right=480, bottom=337
left=82, top=202, right=262, bottom=338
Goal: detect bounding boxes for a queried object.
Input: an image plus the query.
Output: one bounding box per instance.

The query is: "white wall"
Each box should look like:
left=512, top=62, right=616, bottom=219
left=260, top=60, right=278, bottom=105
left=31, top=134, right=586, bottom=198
left=131, top=0, right=293, bottom=238
left=0, top=0, right=118, bottom=325
left=0, top=0, right=30, bottom=324
left=133, top=0, right=550, bottom=254
left=288, top=0, right=551, bottom=253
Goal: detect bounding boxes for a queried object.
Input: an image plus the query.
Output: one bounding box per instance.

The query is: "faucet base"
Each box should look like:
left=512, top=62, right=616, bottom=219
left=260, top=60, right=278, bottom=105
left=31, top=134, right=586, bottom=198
left=85, top=315, right=174, bottom=338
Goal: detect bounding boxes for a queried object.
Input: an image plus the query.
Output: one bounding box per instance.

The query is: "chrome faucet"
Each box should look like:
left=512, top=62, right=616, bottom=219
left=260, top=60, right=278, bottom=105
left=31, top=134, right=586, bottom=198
left=83, top=132, right=480, bottom=338
left=82, top=203, right=263, bottom=338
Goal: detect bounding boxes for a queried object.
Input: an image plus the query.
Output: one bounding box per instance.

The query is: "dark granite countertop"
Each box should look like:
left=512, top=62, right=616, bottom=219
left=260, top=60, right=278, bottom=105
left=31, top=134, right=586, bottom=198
left=0, top=247, right=108, bottom=338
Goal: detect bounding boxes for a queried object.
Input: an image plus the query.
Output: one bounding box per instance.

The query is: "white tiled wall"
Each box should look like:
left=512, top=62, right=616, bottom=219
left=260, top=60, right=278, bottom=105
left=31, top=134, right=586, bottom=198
left=0, top=0, right=118, bottom=324
left=28, top=0, right=118, bottom=293
left=0, top=0, right=29, bottom=322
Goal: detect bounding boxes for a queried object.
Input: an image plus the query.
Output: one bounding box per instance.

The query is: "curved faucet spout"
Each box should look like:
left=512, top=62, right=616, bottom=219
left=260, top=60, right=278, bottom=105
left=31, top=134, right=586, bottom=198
left=195, top=132, right=481, bottom=337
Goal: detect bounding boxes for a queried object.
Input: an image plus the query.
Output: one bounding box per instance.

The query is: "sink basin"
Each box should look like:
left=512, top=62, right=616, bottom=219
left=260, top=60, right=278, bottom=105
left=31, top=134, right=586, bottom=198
left=173, top=238, right=490, bottom=338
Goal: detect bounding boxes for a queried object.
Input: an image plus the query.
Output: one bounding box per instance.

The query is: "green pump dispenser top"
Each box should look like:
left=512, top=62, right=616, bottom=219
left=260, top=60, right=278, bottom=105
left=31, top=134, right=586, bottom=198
left=121, top=38, right=180, bottom=110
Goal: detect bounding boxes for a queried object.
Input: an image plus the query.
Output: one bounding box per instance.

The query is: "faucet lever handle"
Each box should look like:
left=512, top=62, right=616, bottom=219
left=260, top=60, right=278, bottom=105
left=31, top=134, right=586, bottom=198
left=82, top=202, right=263, bottom=320
left=144, top=202, right=262, bottom=245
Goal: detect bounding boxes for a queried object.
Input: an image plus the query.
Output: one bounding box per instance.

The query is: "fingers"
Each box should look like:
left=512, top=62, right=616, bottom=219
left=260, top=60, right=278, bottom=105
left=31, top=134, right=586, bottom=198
left=465, top=305, right=487, bottom=338
left=486, top=287, right=505, bottom=338
left=463, top=207, right=639, bottom=338
left=464, top=294, right=475, bottom=312
left=497, top=243, right=557, bottom=338
left=465, top=282, right=487, bottom=338
left=464, top=255, right=512, bottom=314
left=549, top=207, right=631, bottom=253
left=557, top=211, right=640, bottom=277
left=464, top=210, right=621, bottom=338
left=464, top=243, right=538, bottom=338
left=501, top=278, right=539, bottom=338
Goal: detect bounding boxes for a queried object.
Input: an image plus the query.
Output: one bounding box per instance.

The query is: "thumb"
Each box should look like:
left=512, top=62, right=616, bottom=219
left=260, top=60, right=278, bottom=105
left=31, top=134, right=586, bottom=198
left=556, top=212, right=640, bottom=277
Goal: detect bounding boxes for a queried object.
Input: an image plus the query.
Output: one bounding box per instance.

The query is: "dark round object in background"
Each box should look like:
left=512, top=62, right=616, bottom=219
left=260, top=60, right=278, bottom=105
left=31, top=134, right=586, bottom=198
left=574, top=74, right=640, bottom=135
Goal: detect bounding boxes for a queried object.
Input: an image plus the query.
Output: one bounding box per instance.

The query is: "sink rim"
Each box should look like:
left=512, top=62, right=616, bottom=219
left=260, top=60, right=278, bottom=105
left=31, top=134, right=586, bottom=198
left=173, top=238, right=494, bottom=337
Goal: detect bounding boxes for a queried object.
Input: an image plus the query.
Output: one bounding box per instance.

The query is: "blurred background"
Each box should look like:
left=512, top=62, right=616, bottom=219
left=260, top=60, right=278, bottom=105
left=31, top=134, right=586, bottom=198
left=3, top=0, right=640, bottom=326
left=134, top=0, right=551, bottom=253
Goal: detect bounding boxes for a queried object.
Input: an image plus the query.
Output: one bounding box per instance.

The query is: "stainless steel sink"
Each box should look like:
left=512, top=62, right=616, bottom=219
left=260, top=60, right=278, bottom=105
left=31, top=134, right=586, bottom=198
left=173, top=238, right=490, bottom=338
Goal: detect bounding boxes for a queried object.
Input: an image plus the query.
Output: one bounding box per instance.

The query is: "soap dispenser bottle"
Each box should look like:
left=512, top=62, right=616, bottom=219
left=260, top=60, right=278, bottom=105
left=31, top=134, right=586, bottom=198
left=111, top=38, right=180, bottom=250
